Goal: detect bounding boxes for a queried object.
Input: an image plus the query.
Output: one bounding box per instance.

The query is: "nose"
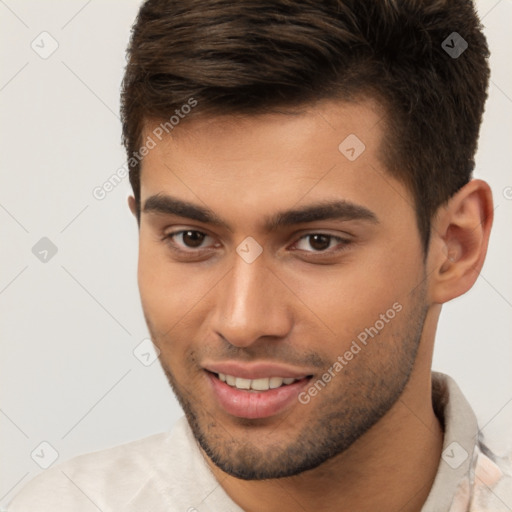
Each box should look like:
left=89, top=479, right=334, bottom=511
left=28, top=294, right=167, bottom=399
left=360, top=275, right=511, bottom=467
left=210, top=252, right=293, bottom=348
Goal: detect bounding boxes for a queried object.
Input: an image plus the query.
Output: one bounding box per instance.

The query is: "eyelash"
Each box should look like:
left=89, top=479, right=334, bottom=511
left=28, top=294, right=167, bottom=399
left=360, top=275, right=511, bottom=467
left=161, top=229, right=352, bottom=258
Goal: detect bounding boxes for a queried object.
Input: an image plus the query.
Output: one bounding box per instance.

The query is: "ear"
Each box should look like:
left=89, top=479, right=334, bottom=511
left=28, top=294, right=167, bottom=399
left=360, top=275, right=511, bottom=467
left=427, top=179, right=493, bottom=304
left=128, top=195, right=139, bottom=223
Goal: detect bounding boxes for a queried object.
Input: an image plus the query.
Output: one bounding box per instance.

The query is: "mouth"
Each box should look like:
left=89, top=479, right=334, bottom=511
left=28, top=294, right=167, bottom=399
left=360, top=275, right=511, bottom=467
left=212, top=371, right=309, bottom=391
left=204, top=370, right=313, bottom=419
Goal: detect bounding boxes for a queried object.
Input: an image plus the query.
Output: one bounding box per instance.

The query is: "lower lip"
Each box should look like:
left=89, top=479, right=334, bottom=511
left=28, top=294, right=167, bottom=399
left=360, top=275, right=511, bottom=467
left=206, top=372, right=311, bottom=419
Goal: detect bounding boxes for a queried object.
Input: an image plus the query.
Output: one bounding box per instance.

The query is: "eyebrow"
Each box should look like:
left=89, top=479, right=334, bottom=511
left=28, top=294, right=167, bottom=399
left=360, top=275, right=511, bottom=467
left=143, top=194, right=379, bottom=231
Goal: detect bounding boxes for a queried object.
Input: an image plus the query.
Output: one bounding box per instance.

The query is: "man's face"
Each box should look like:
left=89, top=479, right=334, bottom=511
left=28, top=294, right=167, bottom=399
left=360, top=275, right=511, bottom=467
left=135, top=99, right=429, bottom=479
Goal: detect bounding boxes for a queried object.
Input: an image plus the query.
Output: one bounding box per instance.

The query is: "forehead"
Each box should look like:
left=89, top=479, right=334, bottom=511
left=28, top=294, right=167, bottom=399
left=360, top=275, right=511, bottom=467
left=137, top=98, right=412, bottom=233
left=140, top=98, right=385, bottom=181
left=142, top=97, right=385, bottom=162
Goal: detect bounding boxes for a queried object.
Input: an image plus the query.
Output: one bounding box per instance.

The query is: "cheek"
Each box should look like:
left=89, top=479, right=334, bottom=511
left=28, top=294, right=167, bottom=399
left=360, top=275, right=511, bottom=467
left=137, top=234, right=190, bottom=331
left=284, top=246, right=422, bottom=344
left=136, top=234, right=221, bottom=338
left=137, top=250, right=196, bottom=371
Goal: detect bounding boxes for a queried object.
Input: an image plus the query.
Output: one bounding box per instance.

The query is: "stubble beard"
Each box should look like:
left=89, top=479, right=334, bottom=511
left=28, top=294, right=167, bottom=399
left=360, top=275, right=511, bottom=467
left=150, top=286, right=428, bottom=480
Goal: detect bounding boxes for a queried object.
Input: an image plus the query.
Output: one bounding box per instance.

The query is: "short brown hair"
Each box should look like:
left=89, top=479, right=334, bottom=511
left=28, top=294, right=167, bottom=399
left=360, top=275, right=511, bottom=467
left=120, top=0, right=490, bottom=250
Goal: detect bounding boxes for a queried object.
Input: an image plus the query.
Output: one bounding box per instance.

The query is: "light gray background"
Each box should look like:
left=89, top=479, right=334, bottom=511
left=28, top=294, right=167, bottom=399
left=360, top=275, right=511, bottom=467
left=1, top=0, right=511, bottom=506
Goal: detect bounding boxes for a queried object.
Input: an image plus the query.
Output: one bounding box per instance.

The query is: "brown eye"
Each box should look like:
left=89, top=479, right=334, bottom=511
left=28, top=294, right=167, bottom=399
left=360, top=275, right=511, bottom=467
left=293, top=233, right=351, bottom=254
left=308, top=234, right=331, bottom=251
left=181, top=230, right=206, bottom=248
left=296, top=234, right=335, bottom=252
left=163, top=230, right=213, bottom=251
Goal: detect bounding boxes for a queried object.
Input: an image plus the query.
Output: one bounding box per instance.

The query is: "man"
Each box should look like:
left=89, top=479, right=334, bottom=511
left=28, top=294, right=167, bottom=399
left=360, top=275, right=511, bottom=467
left=6, top=0, right=511, bottom=510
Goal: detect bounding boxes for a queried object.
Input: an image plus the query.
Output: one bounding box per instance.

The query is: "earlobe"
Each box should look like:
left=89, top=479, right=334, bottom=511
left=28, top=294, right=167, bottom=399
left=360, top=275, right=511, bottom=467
left=428, top=179, right=493, bottom=304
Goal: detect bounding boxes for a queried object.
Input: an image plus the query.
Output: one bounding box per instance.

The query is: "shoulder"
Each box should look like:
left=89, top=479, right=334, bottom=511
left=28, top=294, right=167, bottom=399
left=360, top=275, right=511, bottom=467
left=449, top=444, right=512, bottom=512
left=472, top=443, right=512, bottom=511
left=4, top=430, right=173, bottom=512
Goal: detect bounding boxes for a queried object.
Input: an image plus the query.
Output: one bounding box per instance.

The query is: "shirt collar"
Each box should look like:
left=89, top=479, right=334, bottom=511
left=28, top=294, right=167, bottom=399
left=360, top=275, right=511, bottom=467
left=421, top=371, right=481, bottom=511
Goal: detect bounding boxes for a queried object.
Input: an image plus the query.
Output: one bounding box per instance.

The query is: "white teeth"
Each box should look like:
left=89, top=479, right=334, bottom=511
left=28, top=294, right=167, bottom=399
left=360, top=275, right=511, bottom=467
left=235, top=377, right=251, bottom=390
left=217, top=373, right=301, bottom=391
left=269, top=377, right=284, bottom=389
left=251, top=378, right=271, bottom=391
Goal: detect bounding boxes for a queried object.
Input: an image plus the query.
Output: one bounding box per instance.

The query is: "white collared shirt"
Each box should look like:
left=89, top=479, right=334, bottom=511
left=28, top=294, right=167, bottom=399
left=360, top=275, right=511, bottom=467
left=4, top=372, right=512, bottom=511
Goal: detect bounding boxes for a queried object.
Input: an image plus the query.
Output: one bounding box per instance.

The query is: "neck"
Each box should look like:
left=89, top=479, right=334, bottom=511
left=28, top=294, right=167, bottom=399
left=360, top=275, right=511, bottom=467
left=203, top=367, right=443, bottom=512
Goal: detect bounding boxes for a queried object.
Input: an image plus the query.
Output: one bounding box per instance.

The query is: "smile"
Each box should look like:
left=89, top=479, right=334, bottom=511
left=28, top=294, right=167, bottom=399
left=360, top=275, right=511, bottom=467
left=206, top=370, right=313, bottom=419
left=216, top=373, right=304, bottom=391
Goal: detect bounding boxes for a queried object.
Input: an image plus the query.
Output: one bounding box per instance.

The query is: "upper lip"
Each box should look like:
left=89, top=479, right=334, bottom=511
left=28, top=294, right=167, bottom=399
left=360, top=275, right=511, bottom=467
left=203, top=361, right=312, bottom=380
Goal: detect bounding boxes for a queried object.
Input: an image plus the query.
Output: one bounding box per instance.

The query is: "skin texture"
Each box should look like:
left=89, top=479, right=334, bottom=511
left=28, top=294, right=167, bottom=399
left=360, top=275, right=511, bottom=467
left=129, top=98, right=493, bottom=512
